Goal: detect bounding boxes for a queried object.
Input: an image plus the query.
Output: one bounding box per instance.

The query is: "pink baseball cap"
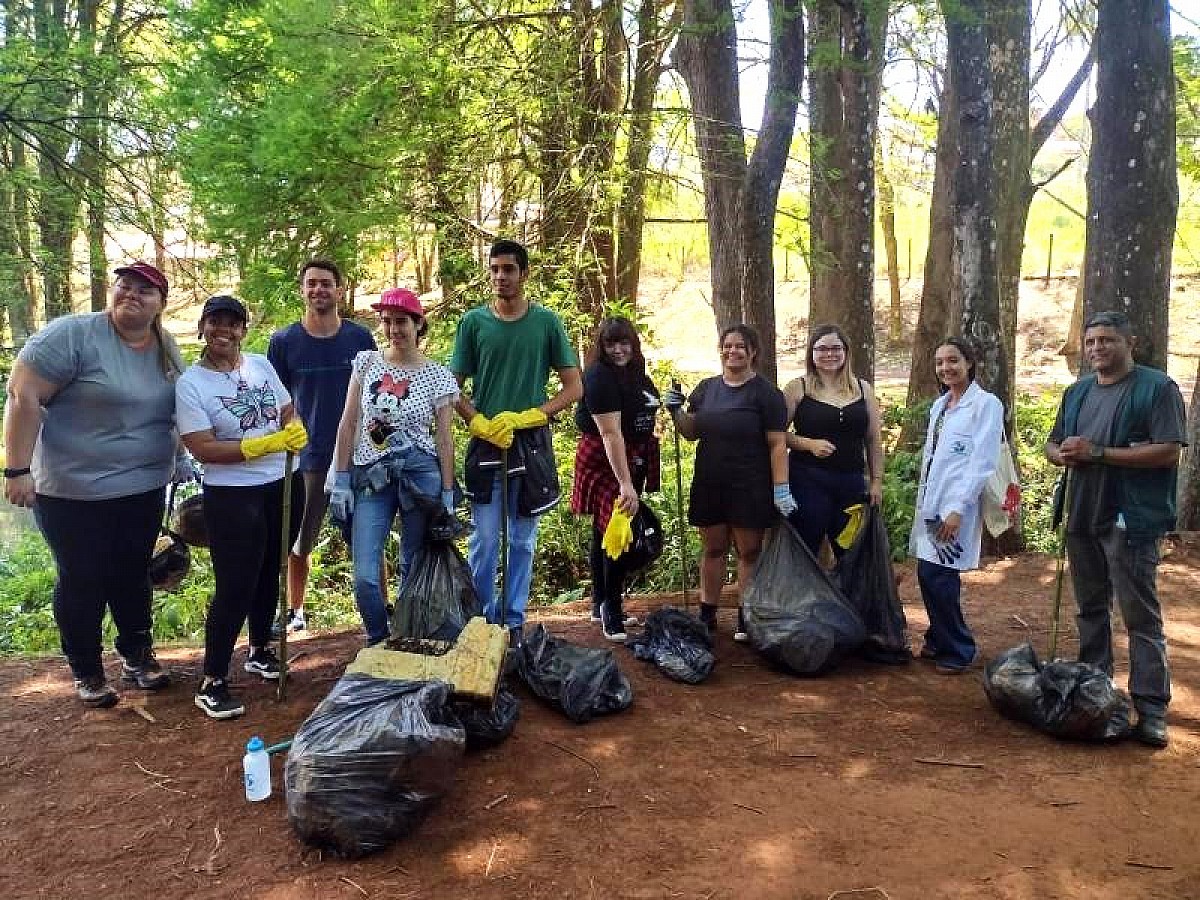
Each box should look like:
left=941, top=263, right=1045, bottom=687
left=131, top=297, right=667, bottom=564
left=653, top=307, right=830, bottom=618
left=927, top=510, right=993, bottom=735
left=113, top=261, right=168, bottom=297
left=371, top=287, right=424, bottom=317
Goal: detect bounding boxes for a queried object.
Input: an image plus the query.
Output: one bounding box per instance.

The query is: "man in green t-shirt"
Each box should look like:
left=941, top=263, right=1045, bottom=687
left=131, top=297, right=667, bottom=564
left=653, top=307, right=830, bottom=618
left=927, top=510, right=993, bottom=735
left=450, top=240, right=581, bottom=642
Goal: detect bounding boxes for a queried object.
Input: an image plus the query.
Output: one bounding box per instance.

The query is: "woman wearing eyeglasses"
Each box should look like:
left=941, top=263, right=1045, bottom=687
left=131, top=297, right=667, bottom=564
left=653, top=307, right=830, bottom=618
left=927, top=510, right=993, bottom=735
left=781, top=324, right=885, bottom=559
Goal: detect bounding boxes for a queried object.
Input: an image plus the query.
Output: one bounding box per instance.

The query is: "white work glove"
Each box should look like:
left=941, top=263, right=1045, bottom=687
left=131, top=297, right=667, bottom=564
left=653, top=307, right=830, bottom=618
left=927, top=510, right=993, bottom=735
left=330, top=472, right=354, bottom=525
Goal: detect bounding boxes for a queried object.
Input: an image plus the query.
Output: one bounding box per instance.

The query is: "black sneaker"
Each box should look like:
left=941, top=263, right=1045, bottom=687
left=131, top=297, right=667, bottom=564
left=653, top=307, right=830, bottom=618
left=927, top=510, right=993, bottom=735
left=75, top=675, right=119, bottom=709
left=194, top=678, right=244, bottom=720
left=1135, top=713, right=1168, bottom=748
left=244, top=647, right=282, bottom=680
left=601, top=604, right=628, bottom=642
left=120, top=649, right=170, bottom=690
left=733, top=609, right=749, bottom=643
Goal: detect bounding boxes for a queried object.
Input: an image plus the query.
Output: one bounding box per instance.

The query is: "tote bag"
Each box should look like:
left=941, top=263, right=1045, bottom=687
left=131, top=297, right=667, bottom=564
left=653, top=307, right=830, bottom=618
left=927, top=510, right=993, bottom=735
left=982, top=437, right=1021, bottom=537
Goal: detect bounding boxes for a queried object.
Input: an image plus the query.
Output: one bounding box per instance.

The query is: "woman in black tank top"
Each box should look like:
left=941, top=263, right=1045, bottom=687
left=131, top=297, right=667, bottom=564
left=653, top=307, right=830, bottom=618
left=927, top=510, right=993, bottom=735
left=781, top=324, right=884, bottom=558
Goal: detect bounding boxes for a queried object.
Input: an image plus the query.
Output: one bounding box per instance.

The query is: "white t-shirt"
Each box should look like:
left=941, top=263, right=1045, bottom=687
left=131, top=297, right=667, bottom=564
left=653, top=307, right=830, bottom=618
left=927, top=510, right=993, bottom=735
left=176, top=353, right=293, bottom=487
left=350, top=351, right=459, bottom=466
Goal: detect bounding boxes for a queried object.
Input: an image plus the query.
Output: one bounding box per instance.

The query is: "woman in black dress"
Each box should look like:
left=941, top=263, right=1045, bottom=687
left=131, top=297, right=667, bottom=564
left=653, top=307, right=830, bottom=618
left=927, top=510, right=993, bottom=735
left=663, top=324, right=793, bottom=640
left=570, top=317, right=660, bottom=642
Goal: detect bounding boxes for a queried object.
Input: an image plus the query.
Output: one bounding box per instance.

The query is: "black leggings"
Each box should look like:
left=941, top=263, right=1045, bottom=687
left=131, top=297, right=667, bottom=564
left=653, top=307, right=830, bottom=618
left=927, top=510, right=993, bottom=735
left=590, top=525, right=633, bottom=610
left=201, top=477, right=304, bottom=678
left=34, top=488, right=165, bottom=679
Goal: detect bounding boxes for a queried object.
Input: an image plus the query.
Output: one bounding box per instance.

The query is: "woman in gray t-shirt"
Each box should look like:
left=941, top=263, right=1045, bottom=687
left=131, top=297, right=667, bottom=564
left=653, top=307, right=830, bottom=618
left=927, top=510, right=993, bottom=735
left=2, top=262, right=186, bottom=708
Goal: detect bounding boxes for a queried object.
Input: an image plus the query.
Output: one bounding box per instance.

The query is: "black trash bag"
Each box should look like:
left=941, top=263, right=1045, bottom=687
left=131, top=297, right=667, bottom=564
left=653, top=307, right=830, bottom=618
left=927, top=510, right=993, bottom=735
left=454, top=685, right=521, bottom=751
left=742, top=521, right=867, bottom=676
left=517, top=624, right=633, bottom=723
left=391, top=532, right=482, bottom=642
left=627, top=606, right=715, bottom=684
left=983, top=643, right=1134, bottom=742
left=285, top=675, right=466, bottom=858
left=833, top=506, right=911, bottom=664
left=621, top=503, right=665, bottom=574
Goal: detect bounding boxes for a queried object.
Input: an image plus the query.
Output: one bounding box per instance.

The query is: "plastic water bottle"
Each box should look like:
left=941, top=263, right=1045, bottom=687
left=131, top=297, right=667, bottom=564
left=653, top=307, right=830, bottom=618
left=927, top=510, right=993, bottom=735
left=243, top=736, right=271, bottom=801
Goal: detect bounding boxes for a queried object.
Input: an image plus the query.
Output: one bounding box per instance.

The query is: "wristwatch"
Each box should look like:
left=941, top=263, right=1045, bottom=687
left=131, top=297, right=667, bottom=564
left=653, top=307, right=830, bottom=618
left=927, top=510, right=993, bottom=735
left=2, top=467, right=31, bottom=479
left=1088, top=444, right=1105, bottom=463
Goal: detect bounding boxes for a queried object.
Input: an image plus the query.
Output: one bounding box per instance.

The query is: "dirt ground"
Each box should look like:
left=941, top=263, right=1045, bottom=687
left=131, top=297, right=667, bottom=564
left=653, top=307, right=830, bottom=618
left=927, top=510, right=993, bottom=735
left=2, top=547, right=1199, bottom=900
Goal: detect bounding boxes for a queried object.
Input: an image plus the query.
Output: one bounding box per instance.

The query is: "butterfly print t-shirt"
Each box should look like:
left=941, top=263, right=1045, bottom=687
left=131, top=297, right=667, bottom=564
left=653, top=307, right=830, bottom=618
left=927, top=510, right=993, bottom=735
left=176, top=352, right=293, bottom=487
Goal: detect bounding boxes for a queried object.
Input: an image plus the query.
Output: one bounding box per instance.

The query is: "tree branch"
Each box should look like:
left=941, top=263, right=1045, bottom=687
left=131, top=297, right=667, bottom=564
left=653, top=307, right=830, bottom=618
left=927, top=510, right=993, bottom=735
left=1031, top=39, right=1095, bottom=156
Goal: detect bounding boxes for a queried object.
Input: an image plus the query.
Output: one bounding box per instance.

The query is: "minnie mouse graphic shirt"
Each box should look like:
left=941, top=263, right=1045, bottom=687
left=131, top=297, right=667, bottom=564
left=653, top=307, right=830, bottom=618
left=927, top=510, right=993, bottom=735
left=348, top=350, right=459, bottom=466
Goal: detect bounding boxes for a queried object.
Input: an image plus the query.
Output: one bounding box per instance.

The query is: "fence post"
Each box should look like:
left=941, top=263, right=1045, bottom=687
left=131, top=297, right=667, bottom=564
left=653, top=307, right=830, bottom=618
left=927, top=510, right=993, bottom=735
left=1044, top=233, right=1054, bottom=286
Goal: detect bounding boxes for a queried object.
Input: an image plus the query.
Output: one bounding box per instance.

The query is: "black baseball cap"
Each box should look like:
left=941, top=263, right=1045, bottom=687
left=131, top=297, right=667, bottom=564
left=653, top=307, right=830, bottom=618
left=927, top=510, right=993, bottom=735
left=199, top=294, right=248, bottom=323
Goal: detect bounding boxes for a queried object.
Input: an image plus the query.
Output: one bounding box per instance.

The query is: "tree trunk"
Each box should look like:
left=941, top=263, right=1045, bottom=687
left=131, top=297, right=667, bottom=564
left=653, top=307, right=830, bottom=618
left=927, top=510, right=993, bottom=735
left=1082, top=0, right=1176, bottom=371
left=1178, top=358, right=1200, bottom=530
left=740, top=0, right=804, bottom=385
left=674, top=0, right=746, bottom=332
left=807, top=0, right=885, bottom=382
left=946, top=0, right=1007, bottom=403
left=900, top=75, right=956, bottom=449
left=616, top=0, right=678, bottom=308
left=876, top=142, right=901, bottom=346
left=987, top=0, right=1029, bottom=430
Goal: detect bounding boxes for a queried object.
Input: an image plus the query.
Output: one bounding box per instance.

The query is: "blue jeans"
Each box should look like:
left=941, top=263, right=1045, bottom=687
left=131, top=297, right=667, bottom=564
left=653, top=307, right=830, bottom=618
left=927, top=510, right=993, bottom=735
left=351, top=449, right=441, bottom=644
left=917, top=559, right=977, bottom=668
left=468, top=475, right=540, bottom=629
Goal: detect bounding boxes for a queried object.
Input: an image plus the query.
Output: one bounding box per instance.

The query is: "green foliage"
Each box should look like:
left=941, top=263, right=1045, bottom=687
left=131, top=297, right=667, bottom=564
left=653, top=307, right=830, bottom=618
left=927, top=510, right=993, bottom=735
left=1176, top=36, right=1200, bottom=181
left=0, top=532, right=58, bottom=654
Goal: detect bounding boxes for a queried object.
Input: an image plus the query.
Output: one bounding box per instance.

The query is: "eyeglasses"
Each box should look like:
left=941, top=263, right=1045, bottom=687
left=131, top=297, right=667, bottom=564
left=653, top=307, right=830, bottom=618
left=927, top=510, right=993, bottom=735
left=813, top=345, right=845, bottom=354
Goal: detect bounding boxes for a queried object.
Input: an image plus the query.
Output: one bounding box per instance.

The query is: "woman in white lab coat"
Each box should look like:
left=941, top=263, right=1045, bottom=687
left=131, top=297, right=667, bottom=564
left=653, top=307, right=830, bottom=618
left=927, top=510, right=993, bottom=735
left=909, top=337, right=1004, bottom=673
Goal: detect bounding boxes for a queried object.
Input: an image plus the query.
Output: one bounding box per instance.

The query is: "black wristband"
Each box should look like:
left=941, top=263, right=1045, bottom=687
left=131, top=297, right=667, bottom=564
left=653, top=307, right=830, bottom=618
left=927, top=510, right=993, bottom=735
left=2, top=467, right=31, bottom=479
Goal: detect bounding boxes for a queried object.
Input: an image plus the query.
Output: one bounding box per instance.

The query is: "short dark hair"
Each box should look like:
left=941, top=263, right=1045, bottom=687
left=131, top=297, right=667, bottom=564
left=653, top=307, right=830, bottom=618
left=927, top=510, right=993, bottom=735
left=588, top=316, right=647, bottom=377
left=489, top=239, right=529, bottom=273
left=719, top=323, right=760, bottom=364
left=936, top=336, right=978, bottom=384
left=300, top=258, right=342, bottom=286
left=1083, top=310, right=1134, bottom=339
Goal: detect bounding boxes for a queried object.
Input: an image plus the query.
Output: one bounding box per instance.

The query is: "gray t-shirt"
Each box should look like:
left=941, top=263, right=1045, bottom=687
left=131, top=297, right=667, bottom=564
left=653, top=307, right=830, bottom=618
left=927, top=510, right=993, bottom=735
left=1049, top=373, right=1187, bottom=534
left=18, top=312, right=179, bottom=500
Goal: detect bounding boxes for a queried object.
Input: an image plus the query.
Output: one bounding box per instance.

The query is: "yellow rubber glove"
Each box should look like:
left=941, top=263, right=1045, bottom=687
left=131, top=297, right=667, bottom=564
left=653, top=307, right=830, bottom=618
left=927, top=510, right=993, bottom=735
left=602, top=508, right=634, bottom=560
left=240, top=428, right=289, bottom=460
left=493, top=407, right=548, bottom=431
left=468, top=412, right=513, bottom=449
left=281, top=418, right=308, bottom=452
left=835, top=503, right=867, bottom=549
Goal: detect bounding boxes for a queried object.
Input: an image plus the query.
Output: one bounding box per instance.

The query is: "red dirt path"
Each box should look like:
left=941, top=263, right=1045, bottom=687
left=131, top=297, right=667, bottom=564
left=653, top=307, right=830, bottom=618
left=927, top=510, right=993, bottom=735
left=2, top=550, right=1198, bottom=900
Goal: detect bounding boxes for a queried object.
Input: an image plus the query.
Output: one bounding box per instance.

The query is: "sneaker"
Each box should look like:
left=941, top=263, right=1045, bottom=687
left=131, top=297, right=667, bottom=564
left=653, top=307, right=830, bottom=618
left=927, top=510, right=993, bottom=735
left=120, top=649, right=170, bottom=690
left=288, top=608, right=307, bottom=633
left=733, top=609, right=749, bottom=643
left=601, top=607, right=627, bottom=642
left=244, top=647, right=282, bottom=680
left=590, top=599, right=603, bottom=623
left=194, top=678, right=245, bottom=720
left=75, top=675, right=119, bottom=709
left=935, top=651, right=980, bottom=674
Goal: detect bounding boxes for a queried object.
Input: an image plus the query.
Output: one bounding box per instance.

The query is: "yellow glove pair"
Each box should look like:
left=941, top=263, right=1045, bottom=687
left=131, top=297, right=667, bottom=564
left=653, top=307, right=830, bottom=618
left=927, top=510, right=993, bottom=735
left=602, top=508, right=633, bottom=560
left=834, top=503, right=866, bottom=549
left=468, top=413, right=514, bottom=449
left=468, top=408, right=548, bottom=449
left=241, top=419, right=308, bottom=460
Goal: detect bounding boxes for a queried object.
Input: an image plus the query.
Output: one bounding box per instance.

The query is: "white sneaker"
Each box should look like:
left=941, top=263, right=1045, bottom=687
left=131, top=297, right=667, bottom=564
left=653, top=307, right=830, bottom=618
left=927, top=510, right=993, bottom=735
left=288, top=608, right=307, bottom=633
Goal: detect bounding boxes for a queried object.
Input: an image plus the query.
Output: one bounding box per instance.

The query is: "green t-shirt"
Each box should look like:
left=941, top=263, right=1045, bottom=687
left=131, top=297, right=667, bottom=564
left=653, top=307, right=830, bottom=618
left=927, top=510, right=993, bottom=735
left=449, top=303, right=577, bottom=417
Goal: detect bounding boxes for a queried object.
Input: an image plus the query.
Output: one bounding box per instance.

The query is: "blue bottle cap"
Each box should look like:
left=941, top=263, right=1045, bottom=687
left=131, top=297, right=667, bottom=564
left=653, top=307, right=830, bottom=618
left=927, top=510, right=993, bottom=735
left=246, top=736, right=264, bottom=752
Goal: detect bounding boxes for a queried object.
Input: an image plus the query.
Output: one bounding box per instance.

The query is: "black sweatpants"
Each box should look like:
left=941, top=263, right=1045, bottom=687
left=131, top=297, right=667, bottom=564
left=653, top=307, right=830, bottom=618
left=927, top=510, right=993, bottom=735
left=35, top=487, right=165, bottom=680
left=590, top=525, right=633, bottom=610
left=201, top=477, right=304, bottom=679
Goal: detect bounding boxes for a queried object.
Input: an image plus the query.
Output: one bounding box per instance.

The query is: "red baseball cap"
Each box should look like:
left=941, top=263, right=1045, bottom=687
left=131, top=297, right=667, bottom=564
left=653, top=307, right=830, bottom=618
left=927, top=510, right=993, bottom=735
left=113, top=261, right=169, bottom=297
left=371, top=287, right=424, bottom=317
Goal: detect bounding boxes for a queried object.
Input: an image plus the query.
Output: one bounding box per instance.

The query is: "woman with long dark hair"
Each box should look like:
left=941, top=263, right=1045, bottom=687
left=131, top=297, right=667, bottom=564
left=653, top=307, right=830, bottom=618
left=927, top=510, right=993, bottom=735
left=908, top=337, right=1003, bottom=673
left=570, top=317, right=660, bottom=641
left=782, top=324, right=884, bottom=558
left=662, top=324, right=792, bottom=641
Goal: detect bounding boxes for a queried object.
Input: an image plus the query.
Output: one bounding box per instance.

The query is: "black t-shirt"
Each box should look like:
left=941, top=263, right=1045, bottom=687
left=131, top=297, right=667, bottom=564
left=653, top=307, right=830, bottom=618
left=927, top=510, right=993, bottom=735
left=689, top=374, right=788, bottom=480
left=575, top=362, right=660, bottom=439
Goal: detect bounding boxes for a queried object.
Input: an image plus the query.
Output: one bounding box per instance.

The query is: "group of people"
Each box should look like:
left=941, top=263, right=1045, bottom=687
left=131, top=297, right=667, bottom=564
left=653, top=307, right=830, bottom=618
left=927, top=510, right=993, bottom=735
left=1, top=243, right=1186, bottom=746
